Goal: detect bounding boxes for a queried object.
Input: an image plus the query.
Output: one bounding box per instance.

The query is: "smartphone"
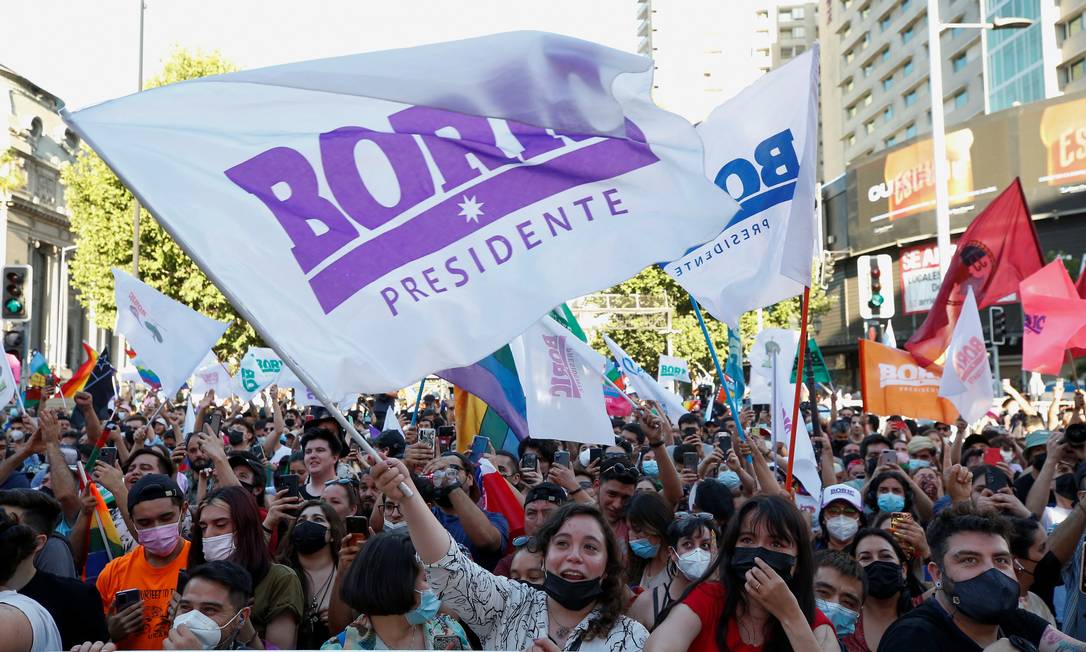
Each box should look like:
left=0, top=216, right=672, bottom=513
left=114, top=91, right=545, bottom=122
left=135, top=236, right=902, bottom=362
left=878, top=450, right=898, bottom=468
left=683, top=452, right=699, bottom=472
left=589, top=447, right=603, bottom=465
left=1079, top=544, right=1086, bottom=595
left=554, top=450, right=571, bottom=469
left=718, top=435, right=732, bottom=453
left=983, top=447, right=1004, bottom=466
left=469, top=435, right=489, bottom=463
left=345, top=515, right=369, bottom=535
left=249, top=444, right=267, bottom=463
left=438, top=425, right=456, bottom=440
left=114, top=588, right=141, bottom=611
left=274, top=474, right=300, bottom=498
left=418, top=428, right=436, bottom=449
left=437, top=436, right=452, bottom=454
left=99, top=447, right=117, bottom=467
left=207, top=412, right=223, bottom=435
left=176, top=569, right=189, bottom=596
left=521, top=453, right=538, bottom=472
left=985, top=466, right=1008, bottom=493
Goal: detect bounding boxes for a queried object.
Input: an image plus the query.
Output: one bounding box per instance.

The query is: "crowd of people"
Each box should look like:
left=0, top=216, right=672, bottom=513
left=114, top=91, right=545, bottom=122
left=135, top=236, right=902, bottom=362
left=3, top=380, right=1086, bottom=651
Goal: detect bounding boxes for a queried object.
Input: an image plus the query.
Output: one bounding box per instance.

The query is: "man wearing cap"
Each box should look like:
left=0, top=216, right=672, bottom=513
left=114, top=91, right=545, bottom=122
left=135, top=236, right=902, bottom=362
left=817, top=483, right=866, bottom=552
left=492, top=482, right=570, bottom=578
left=906, top=436, right=938, bottom=467
left=97, top=473, right=191, bottom=650
left=1014, top=430, right=1055, bottom=502
left=596, top=457, right=639, bottom=546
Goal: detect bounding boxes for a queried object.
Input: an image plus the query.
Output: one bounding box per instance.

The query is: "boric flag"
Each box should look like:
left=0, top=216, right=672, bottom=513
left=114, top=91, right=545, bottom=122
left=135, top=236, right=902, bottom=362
left=906, top=179, right=1043, bottom=367
left=1019, top=260, right=1086, bottom=373
left=938, top=288, right=994, bottom=423
left=276, top=366, right=323, bottom=407
left=236, top=347, right=283, bottom=402
left=860, top=340, right=957, bottom=422
left=64, top=32, right=737, bottom=400
left=657, top=355, right=691, bottom=384
left=113, top=268, right=228, bottom=397
left=191, top=352, right=235, bottom=399
left=510, top=316, right=613, bottom=445
left=603, top=335, right=687, bottom=424
left=666, top=48, right=819, bottom=326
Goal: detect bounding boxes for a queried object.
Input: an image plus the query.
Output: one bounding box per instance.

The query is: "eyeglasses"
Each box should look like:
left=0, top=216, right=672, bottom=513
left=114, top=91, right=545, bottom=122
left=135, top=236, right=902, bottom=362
left=378, top=503, right=402, bottom=514
left=324, top=477, right=358, bottom=488
left=823, top=505, right=860, bottom=518
left=674, top=511, right=715, bottom=523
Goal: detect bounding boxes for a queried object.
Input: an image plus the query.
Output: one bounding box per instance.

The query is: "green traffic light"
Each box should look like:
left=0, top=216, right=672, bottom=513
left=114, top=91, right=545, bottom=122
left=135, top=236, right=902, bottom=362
left=870, top=294, right=885, bottom=307
left=4, top=298, right=23, bottom=315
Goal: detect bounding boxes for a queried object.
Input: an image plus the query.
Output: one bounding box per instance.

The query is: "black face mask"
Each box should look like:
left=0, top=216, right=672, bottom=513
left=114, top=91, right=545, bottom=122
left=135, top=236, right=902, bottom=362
left=864, top=560, right=905, bottom=599
left=1055, top=474, right=1077, bottom=502
left=730, top=547, right=796, bottom=580
left=227, top=430, right=245, bottom=446
left=1031, top=454, right=1047, bottom=472
left=291, top=520, right=329, bottom=555
left=942, top=567, right=1020, bottom=624
left=542, top=571, right=603, bottom=610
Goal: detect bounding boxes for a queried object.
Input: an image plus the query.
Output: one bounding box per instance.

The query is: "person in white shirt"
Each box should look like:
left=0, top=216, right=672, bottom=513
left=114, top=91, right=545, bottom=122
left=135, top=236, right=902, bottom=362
left=0, top=510, right=62, bottom=652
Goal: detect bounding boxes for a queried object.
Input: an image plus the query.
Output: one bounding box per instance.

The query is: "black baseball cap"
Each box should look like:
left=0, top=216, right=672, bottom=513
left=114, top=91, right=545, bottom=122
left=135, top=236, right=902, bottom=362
left=524, top=482, right=568, bottom=506
left=127, top=474, right=183, bottom=512
left=227, top=452, right=265, bottom=481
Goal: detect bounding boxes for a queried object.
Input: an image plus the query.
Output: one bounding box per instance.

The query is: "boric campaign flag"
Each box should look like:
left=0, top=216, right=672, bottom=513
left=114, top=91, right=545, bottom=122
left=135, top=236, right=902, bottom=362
left=113, top=268, right=228, bottom=397
left=1019, top=260, right=1086, bottom=373
left=906, top=179, right=1043, bottom=367
left=64, top=32, right=737, bottom=400
left=603, top=335, right=687, bottom=424
left=938, top=289, right=994, bottom=423
left=860, top=340, right=957, bottom=422
left=276, top=366, right=323, bottom=407
left=191, top=352, right=235, bottom=399
left=657, top=355, right=691, bottom=384
left=666, top=48, right=819, bottom=326
left=509, top=316, right=613, bottom=445
left=236, top=347, right=283, bottom=402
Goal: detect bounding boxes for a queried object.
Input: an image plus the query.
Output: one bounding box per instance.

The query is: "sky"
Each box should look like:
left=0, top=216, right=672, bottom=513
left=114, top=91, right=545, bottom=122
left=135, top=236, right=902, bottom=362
left=1, top=0, right=639, bottom=110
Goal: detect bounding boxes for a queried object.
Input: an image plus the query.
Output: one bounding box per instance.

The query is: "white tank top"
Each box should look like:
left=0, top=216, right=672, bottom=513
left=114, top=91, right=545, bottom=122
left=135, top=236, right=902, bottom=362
left=0, top=590, right=63, bottom=652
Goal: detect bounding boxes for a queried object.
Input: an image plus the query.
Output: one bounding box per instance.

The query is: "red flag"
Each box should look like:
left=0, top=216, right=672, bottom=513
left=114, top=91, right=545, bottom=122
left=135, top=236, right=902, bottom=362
left=905, top=179, right=1043, bottom=367
left=1072, top=268, right=1086, bottom=358
left=1020, top=261, right=1086, bottom=373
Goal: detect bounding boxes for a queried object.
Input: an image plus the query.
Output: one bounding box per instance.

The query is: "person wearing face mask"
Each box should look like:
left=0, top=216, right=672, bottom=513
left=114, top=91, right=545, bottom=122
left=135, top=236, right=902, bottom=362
left=844, top=529, right=913, bottom=651
left=816, top=484, right=867, bottom=552
left=371, top=457, right=649, bottom=650
left=278, top=500, right=344, bottom=649
left=813, top=551, right=866, bottom=640
left=646, top=495, right=838, bottom=652
left=628, top=512, right=720, bottom=630
left=96, top=474, right=191, bottom=650
left=323, top=532, right=469, bottom=649
left=189, top=486, right=303, bottom=649
left=163, top=561, right=255, bottom=650
left=626, top=492, right=676, bottom=591
left=1013, top=430, right=1053, bottom=502
left=862, top=471, right=923, bottom=521
left=880, top=502, right=1086, bottom=652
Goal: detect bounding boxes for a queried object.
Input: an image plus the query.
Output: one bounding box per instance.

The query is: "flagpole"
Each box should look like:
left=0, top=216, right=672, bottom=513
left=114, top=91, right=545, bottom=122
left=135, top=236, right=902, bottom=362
left=785, top=287, right=812, bottom=494
left=689, top=295, right=749, bottom=444
left=410, top=378, right=427, bottom=427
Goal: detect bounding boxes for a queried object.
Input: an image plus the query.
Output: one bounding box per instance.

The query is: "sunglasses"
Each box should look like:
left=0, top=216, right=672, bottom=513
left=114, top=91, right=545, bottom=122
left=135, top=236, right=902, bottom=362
left=674, top=511, right=715, bottom=523
left=324, top=477, right=358, bottom=488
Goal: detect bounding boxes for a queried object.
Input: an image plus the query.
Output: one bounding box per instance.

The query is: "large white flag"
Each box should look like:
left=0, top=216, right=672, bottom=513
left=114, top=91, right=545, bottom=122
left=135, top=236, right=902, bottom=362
left=666, top=48, right=819, bottom=326
left=113, top=268, right=229, bottom=397
left=939, top=288, right=994, bottom=423
left=64, top=32, right=738, bottom=400
left=603, top=335, right=687, bottom=424
left=236, top=347, right=283, bottom=402
left=510, top=316, right=613, bottom=445
left=383, top=407, right=405, bottom=435
left=0, top=350, right=17, bottom=409
left=276, top=366, right=323, bottom=407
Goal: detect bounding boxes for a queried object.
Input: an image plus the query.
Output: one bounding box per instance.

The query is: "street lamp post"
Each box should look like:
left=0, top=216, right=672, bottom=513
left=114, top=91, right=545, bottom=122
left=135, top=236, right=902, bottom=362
left=926, top=0, right=1032, bottom=274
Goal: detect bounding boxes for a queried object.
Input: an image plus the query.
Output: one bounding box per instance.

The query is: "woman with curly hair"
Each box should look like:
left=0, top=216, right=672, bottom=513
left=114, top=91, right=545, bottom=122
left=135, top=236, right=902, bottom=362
left=371, top=456, right=648, bottom=650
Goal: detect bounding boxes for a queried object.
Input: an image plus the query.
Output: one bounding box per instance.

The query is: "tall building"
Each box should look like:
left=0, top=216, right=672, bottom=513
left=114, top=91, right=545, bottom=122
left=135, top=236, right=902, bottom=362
left=1056, top=0, right=1086, bottom=93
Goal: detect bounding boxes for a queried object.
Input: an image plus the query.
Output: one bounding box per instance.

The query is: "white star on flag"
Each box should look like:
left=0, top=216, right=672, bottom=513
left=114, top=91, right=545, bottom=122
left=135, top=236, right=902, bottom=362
left=457, top=195, right=484, bottom=223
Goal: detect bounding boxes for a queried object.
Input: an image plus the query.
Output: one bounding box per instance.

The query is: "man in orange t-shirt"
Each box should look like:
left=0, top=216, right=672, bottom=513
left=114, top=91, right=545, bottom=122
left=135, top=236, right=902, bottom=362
left=96, top=474, right=190, bottom=650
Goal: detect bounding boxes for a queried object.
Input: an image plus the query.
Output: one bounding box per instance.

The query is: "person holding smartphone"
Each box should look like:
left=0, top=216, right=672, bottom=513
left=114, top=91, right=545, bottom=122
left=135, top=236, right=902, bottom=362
left=422, top=453, right=509, bottom=571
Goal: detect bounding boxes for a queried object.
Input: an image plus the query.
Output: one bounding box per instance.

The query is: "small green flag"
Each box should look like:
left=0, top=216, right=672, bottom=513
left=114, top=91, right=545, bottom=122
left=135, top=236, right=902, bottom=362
left=791, top=338, right=831, bottom=384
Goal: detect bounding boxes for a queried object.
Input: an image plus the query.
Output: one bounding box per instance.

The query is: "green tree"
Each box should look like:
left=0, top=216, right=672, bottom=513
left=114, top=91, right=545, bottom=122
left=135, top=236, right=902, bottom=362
left=592, top=265, right=829, bottom=382
left=62, top=49, right=258, bottom=361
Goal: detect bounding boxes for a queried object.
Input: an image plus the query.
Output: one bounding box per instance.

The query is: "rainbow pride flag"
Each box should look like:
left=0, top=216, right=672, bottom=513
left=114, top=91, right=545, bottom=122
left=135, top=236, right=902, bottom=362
left=81, top=481, right=125, bottom=582
left=454, top=386, right=520, bottom=455
left=23, top=352, right=55, bottom=409
left=125, top=345, right=162, bottom=391
left=60, top=343, right=98, bottom=397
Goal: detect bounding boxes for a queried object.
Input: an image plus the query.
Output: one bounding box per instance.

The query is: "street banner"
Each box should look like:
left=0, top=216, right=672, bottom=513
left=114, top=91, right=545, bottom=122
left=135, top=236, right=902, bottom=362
left=510, top=315, right=613, bottom=445
left=860, top=340, right=957, bottom=422
left=666, top=48, right=818, bottom=326
left=65, top=32, right=737, bottom=399
left=657, top=355, right=691, bottom=384
left=938, top=288, right=994, bottom=422
left=603, top=335, right=687, bottom=424
left=236, top=347, right=283, bottom=402
left=905, top=179, right=1044, bottom=367
left=1020, top=260, right=1086, bottom=373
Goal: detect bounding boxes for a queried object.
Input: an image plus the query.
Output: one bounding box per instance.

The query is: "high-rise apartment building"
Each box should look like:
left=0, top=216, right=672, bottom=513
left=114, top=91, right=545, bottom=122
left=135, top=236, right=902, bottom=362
left=1056, top=0, right=1086, bottom=93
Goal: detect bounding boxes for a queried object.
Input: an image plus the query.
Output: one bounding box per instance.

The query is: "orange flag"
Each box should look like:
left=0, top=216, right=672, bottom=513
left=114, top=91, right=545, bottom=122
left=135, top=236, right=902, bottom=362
left=860, top=339, right=958, bottom=422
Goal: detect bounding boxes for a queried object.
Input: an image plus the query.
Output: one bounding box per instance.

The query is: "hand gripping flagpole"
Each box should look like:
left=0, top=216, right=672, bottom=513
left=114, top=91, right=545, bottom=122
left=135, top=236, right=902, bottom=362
left=785, top=286, right=812, bottom=494
left=58, top=108, right=413, bottom=499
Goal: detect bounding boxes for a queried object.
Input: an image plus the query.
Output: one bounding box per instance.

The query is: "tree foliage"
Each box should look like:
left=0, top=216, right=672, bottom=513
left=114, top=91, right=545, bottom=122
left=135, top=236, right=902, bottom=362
left=61, top=49, right=258, bottom=361
left=591, top=265, right=830, bottom=383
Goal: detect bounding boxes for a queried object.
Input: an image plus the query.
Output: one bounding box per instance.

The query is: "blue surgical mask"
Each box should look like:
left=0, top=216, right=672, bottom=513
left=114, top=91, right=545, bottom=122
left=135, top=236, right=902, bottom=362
left=641, top=460, right=659, bottom=477
left=908, top=459, right=931, bottom=471
left=147, top=436, right=164, bottom=448
left=717, top=470, right=741, bottom=490
left=629, top=538, right=660, bottom=559
left=405, top=589, right=441, bottom=625
left=877, top=492, right=906, bottom=513
left=815, top=598, right=859, bottom=636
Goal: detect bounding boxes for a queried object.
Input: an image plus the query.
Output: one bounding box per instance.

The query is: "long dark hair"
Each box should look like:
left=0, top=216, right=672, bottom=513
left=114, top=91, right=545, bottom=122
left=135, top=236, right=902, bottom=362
left=534, top=502, right=625, bottom=642
left=848, top=527, right=917, bottom=615
left=863, top=471, right=915, bottom=515
left=662, top=495, right=817, bottom=652
left=278, top=500, right=344, bottom=600
left=190, top=486, right=272, bottom=585
left=625, top=491, right=673, bottom=583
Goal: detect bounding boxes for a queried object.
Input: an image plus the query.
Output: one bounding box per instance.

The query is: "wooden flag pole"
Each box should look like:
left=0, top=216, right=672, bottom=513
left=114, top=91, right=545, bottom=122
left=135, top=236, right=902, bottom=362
left=785, top=286, right=812, bottom=494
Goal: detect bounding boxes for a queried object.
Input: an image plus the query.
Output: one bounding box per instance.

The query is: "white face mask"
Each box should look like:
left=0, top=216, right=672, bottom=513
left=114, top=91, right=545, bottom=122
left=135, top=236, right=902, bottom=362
left=384, top=520, right=408, bottom=531
left=825, top=515, right=860, bottom=542
left=171, top=608, right=241, bottom=649
left=202, top=532, right=236, bottom=562
left=674, top=547, right=712, bottom=581
left=578, top=449, right=591, bottom=468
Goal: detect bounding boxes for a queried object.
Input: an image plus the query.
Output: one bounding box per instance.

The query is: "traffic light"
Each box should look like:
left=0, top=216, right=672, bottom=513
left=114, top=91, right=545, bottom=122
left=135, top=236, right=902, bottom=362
left=989, top=306, right=1007, bottom=345
left=857, top=254, right=895, bottom=320
left=2, top=265, right=31, bottom=322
